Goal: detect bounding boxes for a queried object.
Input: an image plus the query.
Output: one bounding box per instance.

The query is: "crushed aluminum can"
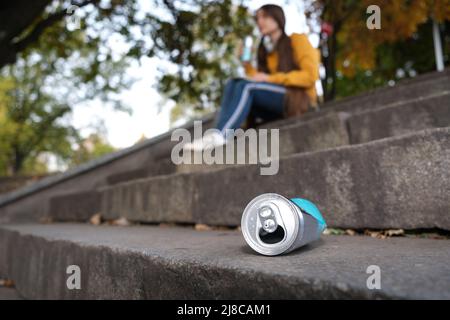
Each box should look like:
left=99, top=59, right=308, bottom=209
left=241, top=193, right=327, bottom=256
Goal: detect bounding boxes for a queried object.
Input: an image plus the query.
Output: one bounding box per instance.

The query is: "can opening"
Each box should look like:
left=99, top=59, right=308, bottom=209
left=258, top=225, right=285, bottom=244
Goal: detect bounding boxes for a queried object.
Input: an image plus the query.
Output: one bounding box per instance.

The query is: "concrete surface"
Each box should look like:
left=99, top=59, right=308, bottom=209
left=0, top=223, right=449, bottom=299
left=0, top=287, right=23, bottom=300
left=1, top=69, right=448, bottom=224
left=101, top=127, right=450, bottom=230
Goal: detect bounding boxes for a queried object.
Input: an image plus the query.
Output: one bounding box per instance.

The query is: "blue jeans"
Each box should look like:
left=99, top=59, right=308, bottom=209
left=215, top=78, right=286, bottom=136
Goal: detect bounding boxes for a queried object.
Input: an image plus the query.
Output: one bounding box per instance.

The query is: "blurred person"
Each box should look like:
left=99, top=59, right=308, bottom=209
left=185, top=4, right=320, bottom=151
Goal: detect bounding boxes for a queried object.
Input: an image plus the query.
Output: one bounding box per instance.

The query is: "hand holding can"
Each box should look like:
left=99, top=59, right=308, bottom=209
left=240, top=36, right=254, bottom=63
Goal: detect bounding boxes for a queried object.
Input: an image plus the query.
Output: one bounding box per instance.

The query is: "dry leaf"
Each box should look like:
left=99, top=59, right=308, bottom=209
left=195, top=223, right=213, bottom=231
left=39, top=216, right=53, bottom=224
left=364, top=230, right=385, bottom=239
left=364, top=229, right=405, bottom=239
left=384, top=229, right=405, bottom=237
left=323, top=228, right=346, bottom=235
left=0, top=279, right=15, bottom=288
left=111, top=217, right=130, bottom=226
left=89, top=213, right=102, bottom=225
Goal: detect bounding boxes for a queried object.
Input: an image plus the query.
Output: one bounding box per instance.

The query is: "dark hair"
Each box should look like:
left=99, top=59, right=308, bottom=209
left=255, top=4, right=298, bottom=73
left=254, top=4, right=311, bottom=118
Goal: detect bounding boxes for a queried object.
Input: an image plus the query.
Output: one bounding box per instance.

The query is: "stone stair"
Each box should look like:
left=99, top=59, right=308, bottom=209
left=0, top=69, right=449, bottom=224
left=101, top=127, right=450, bottom=229
left=0, top=287, right=22, bottom=300
left=0, top=224, right=448, bottom=299
left=0, top=69, right=449, bottom=299
left=45, top=90, right=450, bottom=222
left=176, top=90, right=450, bottom=174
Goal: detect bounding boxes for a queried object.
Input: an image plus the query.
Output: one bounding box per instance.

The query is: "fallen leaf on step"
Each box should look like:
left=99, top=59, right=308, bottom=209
left=110, top=217, right=131, bottom=226
left=345, top=229, right=356, bottom=236
left=0, top=279, right=15, bottom=288
left=89, top=213, right=102, bottom=225
left=39, top=216, right=53, bottom=224
left=323, top=228, right=346, bottom=235
left=384, top=229, right=405, bottom=237
left=364, top=229, right=405, bottom=239
left=364, top=230, right=385, bottom=239
left=195, top=223, right=213, bottom=231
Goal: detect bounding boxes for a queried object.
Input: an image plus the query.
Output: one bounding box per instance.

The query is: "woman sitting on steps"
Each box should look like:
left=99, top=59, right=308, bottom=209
left=184, top=4, right=320, bottom=151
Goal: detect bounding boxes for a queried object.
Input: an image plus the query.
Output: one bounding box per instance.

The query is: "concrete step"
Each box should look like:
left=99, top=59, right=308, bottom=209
left=49, top=90, right=449, bottom=221
left=260, top=70, right=450, bottom=128
left=46, top=90, right=450, bottom=222
left=348, top=91, right=450, bottom=144
left=105, top=72, right=450, bottom=180
left=320, top=69, right=450, bottom=116
left=176, top=91, right=450, bottom=174
left=308, top=68, right=450, bottom=121
left=1, top=71, right=448, bottom=224
left=49, top=190, right=102, bottom=222
left=0, top=223, right=448, bottom=299
left=47, top=160, right=175, bottom=221
left=0, top=287, right=23, bottom=300
left=101, top=127, right=450, bottom=230
left=176, top=112, right=350, bottom=174
left=106, top=158, right=175, bottom=186
left=0, top=116, right=205, bottom=224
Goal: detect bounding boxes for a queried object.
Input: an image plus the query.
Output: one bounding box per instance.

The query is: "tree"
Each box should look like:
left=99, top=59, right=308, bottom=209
left=69, top=133, right=116, bottom=167
left=146, top=0, right=254, bottom=123
left=305, top=0, right=450, bottom=101
left=1, top=0, right=252, bottom=174
left=0, top=0, right=96, bottom=69
left=1, top=0, right=257, bottom=123
left=0, top=2, right=133, bottom=175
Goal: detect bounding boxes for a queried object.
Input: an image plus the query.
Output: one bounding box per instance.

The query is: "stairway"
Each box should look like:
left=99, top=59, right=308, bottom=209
left=0, top=69, right=449, bottom=299
left=0, top=223, right=448, bottom=299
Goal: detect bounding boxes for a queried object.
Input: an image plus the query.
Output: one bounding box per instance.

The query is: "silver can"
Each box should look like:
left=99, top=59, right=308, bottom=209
left=241, top=193, right=327, bottom=256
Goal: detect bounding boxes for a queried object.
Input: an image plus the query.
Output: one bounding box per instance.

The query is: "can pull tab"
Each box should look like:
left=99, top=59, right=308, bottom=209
left=258, top=206, right=278, bottom=233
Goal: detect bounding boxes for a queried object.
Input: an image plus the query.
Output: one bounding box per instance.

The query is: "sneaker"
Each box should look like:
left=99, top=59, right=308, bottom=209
left=183, top=131, right=227, bottom=151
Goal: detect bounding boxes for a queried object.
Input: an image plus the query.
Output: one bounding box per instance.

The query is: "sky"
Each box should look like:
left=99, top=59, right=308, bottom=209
left=70, top=0, right=316, bottom=150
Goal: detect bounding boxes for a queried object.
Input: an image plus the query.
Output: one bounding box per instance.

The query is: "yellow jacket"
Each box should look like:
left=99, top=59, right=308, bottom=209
left=244, top=33, right=320, bottom=106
